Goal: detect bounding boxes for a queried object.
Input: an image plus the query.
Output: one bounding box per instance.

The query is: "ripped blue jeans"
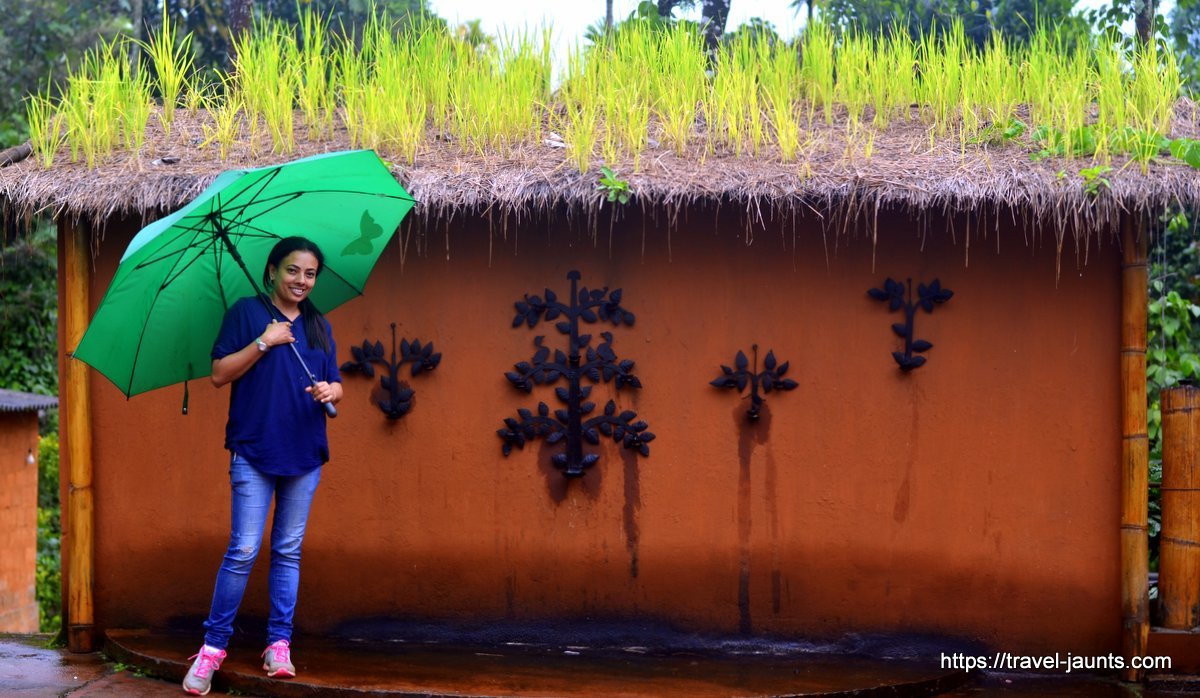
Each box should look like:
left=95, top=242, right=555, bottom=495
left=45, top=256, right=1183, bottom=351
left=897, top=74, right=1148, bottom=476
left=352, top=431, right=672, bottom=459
left=202, top=452, right=322, bottom=650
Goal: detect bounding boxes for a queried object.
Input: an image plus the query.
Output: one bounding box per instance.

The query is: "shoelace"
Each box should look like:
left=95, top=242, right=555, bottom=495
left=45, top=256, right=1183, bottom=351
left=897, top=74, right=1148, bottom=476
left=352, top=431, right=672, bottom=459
left=188, top=650, right=222, bottom=678
left=266, top=641, right=290, bottom=663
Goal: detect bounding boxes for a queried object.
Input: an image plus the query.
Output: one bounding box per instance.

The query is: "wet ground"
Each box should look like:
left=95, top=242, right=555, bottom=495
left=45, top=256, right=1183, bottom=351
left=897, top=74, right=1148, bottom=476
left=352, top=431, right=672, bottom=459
left=4, top=631, right=1200, bottom=697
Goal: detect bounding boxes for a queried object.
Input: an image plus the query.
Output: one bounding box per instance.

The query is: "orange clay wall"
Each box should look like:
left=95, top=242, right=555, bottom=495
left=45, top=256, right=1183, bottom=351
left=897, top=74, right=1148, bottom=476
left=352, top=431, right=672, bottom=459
left=77, top=205, right=1120, bottom=654
left=0, top=411, right=40, bottom=632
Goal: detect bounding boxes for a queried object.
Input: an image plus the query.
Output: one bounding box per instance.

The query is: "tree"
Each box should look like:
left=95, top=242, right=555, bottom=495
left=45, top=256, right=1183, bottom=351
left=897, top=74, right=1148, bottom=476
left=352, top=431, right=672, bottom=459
left=1170, top=0, right=1200, bottom=91
left=1137, top=0, right=1157, bottom=44
left=228, top=0, right=254, bottom=54
left=0, top=1, right=129, bottom=147
left=700, top=0, right=731, bottom=50
left=141, top=0, right=437, bottom=73
left=0, top=225, right=58, bottom=396
left=792, top=0, right=1084, bottom=48
left=590, top=0, right=735, bottom=49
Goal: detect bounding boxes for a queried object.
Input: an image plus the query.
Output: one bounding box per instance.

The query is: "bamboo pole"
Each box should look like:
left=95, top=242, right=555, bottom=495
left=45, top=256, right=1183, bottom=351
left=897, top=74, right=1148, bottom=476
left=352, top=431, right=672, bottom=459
left=1159, top=385, right=1200, bottom=629
left=1120, top=214, right=1149, bottom=681
left=61, top=217, right=95, bottom=652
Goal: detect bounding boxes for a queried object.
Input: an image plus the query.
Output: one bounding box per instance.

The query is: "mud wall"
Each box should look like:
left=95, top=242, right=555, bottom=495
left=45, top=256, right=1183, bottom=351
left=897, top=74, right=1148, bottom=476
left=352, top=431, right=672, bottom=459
left=77, top=204, right=1120, bottom=654
left=0, top=411, right=40, bottom=632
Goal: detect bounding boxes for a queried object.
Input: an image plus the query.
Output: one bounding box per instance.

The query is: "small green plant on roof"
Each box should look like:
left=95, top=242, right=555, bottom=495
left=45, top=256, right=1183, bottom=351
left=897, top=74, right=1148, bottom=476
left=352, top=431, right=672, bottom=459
left=139, top=12, right=194, bottom=142
left=24, top=88, right=65, bottom=169
left=1169, top=138, right=1200, bottom=168
left=968, top=117, right=1026, bottom=146
left=598, top=166, right=632, bottom=204
left=1079, top=165, right=1113, bottom=196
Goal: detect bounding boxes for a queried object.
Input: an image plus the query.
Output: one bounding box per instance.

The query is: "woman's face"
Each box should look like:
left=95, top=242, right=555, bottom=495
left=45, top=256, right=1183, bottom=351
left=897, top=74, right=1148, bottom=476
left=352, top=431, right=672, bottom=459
left=270, top=250, right=320, bottom=305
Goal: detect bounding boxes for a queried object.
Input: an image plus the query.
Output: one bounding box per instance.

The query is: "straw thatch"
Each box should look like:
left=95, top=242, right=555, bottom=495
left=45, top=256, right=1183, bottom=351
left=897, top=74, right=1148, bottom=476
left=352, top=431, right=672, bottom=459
left=2, top=100, right=1200, bottom=245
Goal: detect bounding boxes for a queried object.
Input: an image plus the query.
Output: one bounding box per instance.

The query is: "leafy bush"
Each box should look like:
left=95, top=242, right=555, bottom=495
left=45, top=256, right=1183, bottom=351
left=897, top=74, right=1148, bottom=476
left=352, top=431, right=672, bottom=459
left=36, top=433, right=60, bottom=633
left=1147, top=210, right=1200, bottom=570
left=0, top=225, right=58, bottom=395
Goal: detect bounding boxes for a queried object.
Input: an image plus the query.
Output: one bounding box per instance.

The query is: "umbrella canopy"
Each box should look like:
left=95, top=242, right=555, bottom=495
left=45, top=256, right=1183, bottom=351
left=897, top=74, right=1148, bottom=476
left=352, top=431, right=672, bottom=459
left=74, top=149, right=415, bottom=398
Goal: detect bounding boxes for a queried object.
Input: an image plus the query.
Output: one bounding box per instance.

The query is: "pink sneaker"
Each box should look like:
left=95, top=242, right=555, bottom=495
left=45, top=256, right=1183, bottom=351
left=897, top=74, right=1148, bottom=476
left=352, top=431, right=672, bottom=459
left=262, top=639, right=296, bottom=678
left=182, top=645, right=225, bottom=695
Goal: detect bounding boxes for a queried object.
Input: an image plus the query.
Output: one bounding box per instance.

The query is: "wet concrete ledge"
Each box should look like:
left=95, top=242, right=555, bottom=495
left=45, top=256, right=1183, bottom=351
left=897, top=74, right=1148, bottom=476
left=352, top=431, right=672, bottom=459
left=105, top=627, right=970, bottom=698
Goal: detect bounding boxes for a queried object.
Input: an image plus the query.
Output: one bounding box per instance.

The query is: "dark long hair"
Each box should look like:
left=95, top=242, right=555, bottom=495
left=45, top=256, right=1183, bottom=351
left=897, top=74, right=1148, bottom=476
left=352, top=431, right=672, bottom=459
left=262, top=236, right=332, bottom=354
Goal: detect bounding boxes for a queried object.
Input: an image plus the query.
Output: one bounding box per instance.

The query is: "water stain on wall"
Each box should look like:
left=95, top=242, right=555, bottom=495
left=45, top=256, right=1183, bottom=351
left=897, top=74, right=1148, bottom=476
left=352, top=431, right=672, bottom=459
left=736, top=401, right=773, bottom=634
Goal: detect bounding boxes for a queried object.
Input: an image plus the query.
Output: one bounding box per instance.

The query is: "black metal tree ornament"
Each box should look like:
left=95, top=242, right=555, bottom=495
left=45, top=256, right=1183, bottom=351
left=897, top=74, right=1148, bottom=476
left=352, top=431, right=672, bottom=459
left=868, top=277, right=954, bottom=371
left=340, top=323, right=441, bottom=420
left=498, top=270, right=654, bottom=478
left=710, top=345, right=798, bottom=420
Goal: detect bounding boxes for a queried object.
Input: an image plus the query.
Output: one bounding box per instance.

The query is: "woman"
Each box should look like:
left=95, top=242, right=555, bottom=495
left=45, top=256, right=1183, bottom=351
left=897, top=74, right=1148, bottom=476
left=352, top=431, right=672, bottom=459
left=183, top=236, right=343, bottom=696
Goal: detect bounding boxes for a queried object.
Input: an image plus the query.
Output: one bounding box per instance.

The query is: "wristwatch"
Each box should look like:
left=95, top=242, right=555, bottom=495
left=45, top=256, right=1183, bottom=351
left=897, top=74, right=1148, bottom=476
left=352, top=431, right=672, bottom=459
left=255, top=337, right=269, bottom=352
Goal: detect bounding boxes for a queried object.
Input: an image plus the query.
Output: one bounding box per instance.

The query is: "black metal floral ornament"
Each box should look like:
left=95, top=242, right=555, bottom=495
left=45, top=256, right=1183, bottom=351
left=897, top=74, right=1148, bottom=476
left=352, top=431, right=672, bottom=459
left=340, top=323, right=441, bottom=420
left=868, top=277, right=953, bottom=371
left=710, top=345, right=798, bottom=420
left=498, top=270, right=654, bottom=478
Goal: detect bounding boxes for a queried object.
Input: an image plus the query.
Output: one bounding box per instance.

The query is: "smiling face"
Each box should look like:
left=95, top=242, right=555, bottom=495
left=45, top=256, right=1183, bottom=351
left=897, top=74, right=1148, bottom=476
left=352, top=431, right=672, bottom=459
left=269, top=250, right=320, bottom=310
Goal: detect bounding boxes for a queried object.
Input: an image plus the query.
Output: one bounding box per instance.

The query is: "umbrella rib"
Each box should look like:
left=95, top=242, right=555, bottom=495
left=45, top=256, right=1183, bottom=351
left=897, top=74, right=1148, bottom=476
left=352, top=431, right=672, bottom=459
left=132, top=215, right=273, bottom=272
left=210, top=189, right=415, bottom=221
left=122, top=226, right=215, bottom=393
left=220, top=192, right=305, bottom=226
left=136, top=234, right=215, bottom=272
left=156, top=235, right=222, bottom=290
left=131, top=223, right=217, bottom=269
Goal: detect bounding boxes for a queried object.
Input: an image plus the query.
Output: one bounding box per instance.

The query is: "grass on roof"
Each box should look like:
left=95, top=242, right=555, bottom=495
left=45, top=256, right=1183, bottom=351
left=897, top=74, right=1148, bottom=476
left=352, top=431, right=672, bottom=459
left=25, top=9, right=1198, bottom=175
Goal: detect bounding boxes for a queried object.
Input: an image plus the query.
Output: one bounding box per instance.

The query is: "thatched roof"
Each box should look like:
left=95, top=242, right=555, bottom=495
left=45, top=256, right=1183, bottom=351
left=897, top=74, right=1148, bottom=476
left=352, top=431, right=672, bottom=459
left=3, top=101, right=1200, bottom=241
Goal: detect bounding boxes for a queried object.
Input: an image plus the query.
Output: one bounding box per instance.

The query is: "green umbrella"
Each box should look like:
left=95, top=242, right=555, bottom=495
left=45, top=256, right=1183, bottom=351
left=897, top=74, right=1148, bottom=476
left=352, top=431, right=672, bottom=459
left=73, top=149, right=415, bottom=416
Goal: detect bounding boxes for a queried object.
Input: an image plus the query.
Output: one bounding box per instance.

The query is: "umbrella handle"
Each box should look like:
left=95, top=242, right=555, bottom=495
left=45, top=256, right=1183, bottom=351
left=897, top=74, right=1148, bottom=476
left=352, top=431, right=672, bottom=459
left=285, top=341, right=338, bottom=419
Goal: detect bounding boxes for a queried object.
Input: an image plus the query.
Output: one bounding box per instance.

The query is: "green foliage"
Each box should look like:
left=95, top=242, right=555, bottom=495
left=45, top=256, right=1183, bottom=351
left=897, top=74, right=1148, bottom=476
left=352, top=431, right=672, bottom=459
left=969, top=116, right=1026, bottom=145
left=1146, top=210, right=1200, bottom=568
left=1027, top=122, right=1200, bottom=171
left=809, top=0, right=1088, bottom=48
left=598, top=166, right=632, bottom=204
left=0, top=1, right=130, bottom=147
left=38, top=432, right=58, bottom=510
left=36, top=432, right=60, bottom=633
left=0, top=223, right=59, bottom=396
left=36, top=505, right=61, bottom=633
left=721, top=17, right=782, bottom=45
left=1084, top=0, right=1170, bottom=42
left=1169, top=0, right=1200, bottom=93
left=1079, top=165, right=1113, bottom=195
left=585, top=1, right=680, bottom=44
left=143, top=0, right=438, bottom=72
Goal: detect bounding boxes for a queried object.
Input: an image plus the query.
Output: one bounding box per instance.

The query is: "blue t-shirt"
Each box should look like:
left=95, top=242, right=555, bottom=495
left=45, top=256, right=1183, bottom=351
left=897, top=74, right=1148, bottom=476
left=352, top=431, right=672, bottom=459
left=211, top=296, right=341, bottom=476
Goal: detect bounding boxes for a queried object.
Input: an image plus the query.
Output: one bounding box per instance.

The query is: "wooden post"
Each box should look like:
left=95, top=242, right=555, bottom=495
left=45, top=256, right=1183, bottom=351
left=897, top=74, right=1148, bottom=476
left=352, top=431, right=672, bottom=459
left=60, top=217, right=95, bottom=652
left=1120, top=214, right=1149, bottom=680
left=1159, top=385, right=1200, bottom=629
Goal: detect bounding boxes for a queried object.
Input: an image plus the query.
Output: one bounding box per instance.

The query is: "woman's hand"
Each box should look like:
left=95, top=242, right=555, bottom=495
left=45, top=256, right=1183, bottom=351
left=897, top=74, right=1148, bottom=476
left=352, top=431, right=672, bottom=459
left=306, top=381, right=343, bottom=405
left=211, top=320, right=296, bottom=387
left=260, top=320, right=294, bottom=348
